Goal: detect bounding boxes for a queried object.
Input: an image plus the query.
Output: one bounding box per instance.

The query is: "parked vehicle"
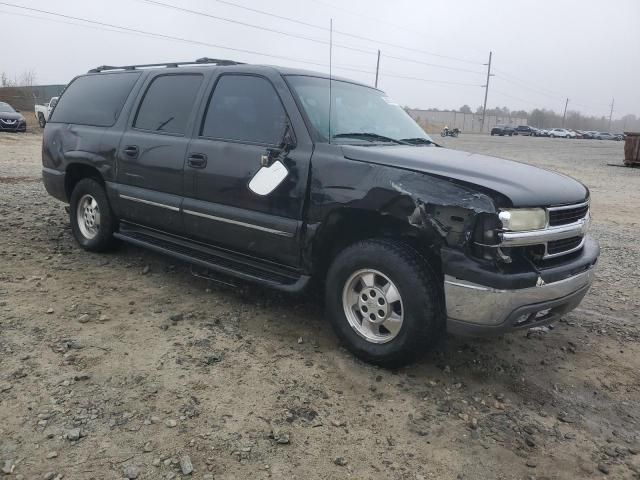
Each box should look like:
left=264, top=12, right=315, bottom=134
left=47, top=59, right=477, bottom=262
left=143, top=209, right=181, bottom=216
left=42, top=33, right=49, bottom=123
left=34, top=97, right=59, bottom=128
left=441, top=127, right=459, bottom=137
left=42, top=59, right=600, bottom=367
left=549, top=128, right=572, bottom=138
left=536, top=129, right=549, bottom=137
left=578, top=130, right=594, bottom=139
left=0, top=102, right=27, bottom=132
left=614, top=133, right=626, bottom=141
left=568, top=129, right=582, bottom=139
left=490, top=124, right=514, bottom=136
left=594, top=132, right=617, bottom=140
left=513, top=125, right=536, bottom=136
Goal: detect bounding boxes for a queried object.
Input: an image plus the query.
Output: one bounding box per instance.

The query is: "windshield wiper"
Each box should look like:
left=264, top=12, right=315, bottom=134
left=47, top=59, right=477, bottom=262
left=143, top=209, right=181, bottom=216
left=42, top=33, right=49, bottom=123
left=332, top=132, right=410, bottom=145
left=399, top=137, right=438, bottom=146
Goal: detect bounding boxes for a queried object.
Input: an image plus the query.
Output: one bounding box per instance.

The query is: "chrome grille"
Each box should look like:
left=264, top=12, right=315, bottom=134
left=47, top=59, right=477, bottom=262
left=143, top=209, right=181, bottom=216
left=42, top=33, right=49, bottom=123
left=548, top=203, right=589, bottom=226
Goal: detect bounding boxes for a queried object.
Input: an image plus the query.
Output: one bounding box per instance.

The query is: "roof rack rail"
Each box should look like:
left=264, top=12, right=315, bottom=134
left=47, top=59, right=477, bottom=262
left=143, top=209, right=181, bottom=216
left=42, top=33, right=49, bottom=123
left=88, top=58, right=244, bottom=73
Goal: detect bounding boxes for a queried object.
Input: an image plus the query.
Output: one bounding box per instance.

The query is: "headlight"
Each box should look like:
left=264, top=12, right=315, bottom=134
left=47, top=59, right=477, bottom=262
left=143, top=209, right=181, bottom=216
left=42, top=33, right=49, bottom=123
left=498, top=208, right=546, bottom=231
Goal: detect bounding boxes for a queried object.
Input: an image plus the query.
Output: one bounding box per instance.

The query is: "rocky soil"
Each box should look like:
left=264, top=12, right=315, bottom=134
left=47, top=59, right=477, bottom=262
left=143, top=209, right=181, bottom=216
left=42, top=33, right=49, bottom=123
left=1, top=132, right=639, bottom=479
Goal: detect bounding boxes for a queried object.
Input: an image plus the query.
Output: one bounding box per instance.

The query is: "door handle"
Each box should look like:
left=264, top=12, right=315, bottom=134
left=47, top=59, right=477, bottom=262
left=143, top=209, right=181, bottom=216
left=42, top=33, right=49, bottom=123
left=123, top=145, right=139, bottom=158
left=187, top=153, right=207, bottom=168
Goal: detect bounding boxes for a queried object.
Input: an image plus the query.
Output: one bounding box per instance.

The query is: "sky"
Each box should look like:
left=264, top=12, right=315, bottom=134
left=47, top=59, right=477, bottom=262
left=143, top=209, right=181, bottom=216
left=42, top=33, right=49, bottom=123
left=1, top=0, right=639, bottom=119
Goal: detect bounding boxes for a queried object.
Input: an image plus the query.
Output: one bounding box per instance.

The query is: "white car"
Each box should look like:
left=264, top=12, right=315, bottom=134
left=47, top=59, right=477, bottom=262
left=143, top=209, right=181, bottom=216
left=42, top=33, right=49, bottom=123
left=549, top=128, right=572, bottom=138
left=34, top=97, right=59, bottom=128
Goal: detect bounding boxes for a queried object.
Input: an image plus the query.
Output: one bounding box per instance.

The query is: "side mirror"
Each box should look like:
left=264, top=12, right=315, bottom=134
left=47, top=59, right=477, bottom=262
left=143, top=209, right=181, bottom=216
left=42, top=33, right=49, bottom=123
left=15, top=109, right=20, bottom=113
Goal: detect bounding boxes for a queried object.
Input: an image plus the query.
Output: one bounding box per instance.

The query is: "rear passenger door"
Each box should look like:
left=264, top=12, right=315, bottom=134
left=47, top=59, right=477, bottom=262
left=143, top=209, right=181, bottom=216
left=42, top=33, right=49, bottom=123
left=114, top=73, right=205, bottom=233
left=183, top=72, right=312, bottom=267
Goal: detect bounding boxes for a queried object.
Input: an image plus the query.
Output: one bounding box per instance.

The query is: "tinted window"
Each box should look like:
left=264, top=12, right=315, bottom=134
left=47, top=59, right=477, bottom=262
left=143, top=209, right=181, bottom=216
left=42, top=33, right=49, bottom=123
left=134, top=74, right=203, bottom=135
left=50, top=72, right=140, bottom=126
left=202, top=75, right=287, bottom=145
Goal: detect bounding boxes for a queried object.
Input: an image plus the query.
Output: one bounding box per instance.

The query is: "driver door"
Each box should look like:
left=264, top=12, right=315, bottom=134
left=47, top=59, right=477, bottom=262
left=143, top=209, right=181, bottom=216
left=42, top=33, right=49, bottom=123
left=183, top=72, right=312, bottom=267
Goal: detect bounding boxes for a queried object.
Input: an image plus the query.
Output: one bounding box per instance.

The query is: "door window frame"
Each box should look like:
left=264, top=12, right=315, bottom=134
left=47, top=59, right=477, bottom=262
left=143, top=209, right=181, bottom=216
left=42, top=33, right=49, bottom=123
left=197, top=73, right=293, bottom=148
left=129, top=72, right=206, bottom=138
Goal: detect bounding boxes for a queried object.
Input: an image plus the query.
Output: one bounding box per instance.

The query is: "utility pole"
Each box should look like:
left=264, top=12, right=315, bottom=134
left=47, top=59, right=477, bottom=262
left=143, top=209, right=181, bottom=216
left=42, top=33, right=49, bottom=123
left=374, top=50, right=381, bottom=88
left=562, top=98, right=569, bottom=127
left=608, top=98, right=614, bottom=131
left=480, top=51, right=493, bottom=134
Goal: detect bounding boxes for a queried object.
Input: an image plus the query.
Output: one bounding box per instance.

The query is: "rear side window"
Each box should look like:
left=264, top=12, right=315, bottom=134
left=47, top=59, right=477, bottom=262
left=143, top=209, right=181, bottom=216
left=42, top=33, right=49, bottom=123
left=50, top=72, right=140, bottom=127
left=201, top=75, right=287, bottom=145
left=134, top=74, right=203, bottom=135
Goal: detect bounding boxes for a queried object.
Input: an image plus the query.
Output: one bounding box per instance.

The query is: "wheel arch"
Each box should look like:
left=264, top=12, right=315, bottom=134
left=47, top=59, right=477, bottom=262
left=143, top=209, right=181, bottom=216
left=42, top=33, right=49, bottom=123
left=65, top=163, right=105, bottom=200
left=307, top=207, right=443, bottom=283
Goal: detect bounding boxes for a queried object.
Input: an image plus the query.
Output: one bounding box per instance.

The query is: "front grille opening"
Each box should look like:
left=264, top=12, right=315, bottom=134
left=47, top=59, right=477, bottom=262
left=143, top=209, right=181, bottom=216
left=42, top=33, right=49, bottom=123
left=548, top=204, right=589, bottom=226
left=547, top=236, right=583, bottom=255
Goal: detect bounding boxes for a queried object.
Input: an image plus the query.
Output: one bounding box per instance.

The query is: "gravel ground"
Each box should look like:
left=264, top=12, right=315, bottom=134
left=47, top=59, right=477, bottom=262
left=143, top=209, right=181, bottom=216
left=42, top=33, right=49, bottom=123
left=1, top=132, right=639, bottom=480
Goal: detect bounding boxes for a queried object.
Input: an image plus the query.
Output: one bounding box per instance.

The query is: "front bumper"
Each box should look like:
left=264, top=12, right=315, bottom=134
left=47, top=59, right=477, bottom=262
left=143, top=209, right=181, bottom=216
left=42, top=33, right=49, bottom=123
left=444, top=236, right=599, bottom=335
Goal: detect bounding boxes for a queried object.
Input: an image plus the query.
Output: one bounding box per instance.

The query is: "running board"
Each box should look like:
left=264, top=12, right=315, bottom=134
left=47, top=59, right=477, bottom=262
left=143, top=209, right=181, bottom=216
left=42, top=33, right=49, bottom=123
left=114, top=224, right=309, bottom=293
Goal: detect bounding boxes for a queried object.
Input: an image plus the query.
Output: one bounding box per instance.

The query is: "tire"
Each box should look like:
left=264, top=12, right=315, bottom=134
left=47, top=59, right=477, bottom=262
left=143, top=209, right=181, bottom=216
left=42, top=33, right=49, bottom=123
left=69, top=178, right=118, bottom=252
left=325, top=239, right=444, bottom=368
left=38, top=113, right=46, bottom=128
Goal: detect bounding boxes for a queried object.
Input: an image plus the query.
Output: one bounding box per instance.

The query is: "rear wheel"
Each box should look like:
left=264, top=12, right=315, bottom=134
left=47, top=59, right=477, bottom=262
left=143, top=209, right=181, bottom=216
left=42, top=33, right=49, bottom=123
left=325, top=239, right=444, bottom=368
left=69, top=178, right=118, bottom=252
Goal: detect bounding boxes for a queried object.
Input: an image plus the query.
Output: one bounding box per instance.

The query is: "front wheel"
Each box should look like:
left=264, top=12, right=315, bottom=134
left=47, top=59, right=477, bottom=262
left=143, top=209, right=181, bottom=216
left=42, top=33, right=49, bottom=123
left=325, top=239, right=444, bottom=368
left=69, top=178, right=118, bottom=252
left=38, top=113, right=46, bottom=128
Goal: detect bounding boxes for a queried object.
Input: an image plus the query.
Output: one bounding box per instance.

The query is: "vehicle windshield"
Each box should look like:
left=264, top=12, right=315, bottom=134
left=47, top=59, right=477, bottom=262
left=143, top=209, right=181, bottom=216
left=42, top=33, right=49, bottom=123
left=287, top=75, right=432, bottom=145
left=0, top=102, right=16, bottom=113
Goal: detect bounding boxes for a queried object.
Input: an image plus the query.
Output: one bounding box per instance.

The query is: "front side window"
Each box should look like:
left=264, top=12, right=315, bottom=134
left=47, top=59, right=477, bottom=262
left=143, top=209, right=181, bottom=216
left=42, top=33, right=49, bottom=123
left=134, top=74, right=203, bottom=135
left=201, top=75, right=287, bottom=145
left=286, top=75, right=432, bottom=144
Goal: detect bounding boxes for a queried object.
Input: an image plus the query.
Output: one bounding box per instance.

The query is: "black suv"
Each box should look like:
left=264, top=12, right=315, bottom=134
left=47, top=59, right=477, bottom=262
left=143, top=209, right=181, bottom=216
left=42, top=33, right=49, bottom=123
left=490, top=124, right=514, bottom=136
left=42, top=59, right=599, bottom=367
left=513, top=125, right=536, bottom=136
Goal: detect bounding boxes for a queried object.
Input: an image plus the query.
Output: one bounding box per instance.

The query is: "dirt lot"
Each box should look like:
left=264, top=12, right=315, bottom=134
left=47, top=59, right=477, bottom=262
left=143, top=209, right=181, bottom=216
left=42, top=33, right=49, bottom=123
left=1, top=132, right=639, bottom=480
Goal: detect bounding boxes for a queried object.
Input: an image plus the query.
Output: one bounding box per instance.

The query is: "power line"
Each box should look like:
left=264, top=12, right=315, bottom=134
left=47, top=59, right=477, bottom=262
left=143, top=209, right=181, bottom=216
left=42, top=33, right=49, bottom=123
left=382, top=53, right=484, bottom=75
left=307, top=0, right=485, bottom=64
left=178, top=0, right=484, bottom=66
left=136, top=0, right=376, bottom=56
left=0, top=4, right=480, bottom=90
left=136, top=0, right=485, bottom=75
left=0, top=2, right=342, bottom=68
left=494, top=68, right=609, bottom=113
left=493, top=69, right=565, bottom=98
left=0, top=8, right=144, bottom=37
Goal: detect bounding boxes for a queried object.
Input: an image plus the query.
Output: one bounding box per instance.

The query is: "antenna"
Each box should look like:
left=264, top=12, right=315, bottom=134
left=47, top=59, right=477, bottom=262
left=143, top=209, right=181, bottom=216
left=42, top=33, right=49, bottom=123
left=328, top=18, right=333, bottom=144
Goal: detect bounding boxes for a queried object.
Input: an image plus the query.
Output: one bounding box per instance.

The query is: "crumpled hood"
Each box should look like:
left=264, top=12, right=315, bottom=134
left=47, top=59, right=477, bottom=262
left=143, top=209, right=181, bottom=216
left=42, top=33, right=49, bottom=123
left=0, top=111, right=25, bottom=121
left=341, top=145, right=588, bottom=208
